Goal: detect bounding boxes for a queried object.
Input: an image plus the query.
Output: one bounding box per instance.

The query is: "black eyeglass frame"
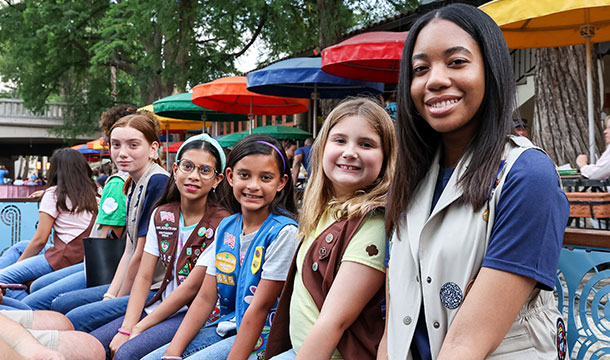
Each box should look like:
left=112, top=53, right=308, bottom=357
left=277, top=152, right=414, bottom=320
left=175, top=159, right=218, bottom=179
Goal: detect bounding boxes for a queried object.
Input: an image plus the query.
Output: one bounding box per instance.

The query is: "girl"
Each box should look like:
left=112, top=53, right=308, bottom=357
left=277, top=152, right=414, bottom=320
left=383, top=4, right=568, bottom=359
left=143, top=134, right=299, bottom=360
left=51, top=111, right=169, bottom=332
left=0, top=148, right=98, bottom=300
left=265, top=98, right=396, bottom=360
left=22, top=104, right=137, bottom=310
left=90, top=134, right=231, bottom=359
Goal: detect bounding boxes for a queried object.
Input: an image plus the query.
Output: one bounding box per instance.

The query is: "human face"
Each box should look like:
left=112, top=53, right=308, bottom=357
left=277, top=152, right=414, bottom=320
left=110, top=126, right=159, bottom=182
left=285, top=144, right=297, bottom=160
left=323, top=115, right=384, bottom=198
left=226, top=153, right=287, bottom=215
left=604, top=119, right=610, bottom=145
left=410, top=19, right=485, bottom=142
left=173, top=149, right=223, bottom=204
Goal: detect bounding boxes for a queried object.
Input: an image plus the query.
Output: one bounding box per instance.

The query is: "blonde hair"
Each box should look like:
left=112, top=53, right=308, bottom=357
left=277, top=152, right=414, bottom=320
left=298, top=97, right=397, bottom=237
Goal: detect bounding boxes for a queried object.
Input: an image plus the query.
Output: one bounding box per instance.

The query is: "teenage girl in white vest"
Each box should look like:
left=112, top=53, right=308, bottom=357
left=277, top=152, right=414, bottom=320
left=51, top=111, right=169, bottom=332
left=382, top=4, right=569, bottom=360
left=143, top=134, right=299, bottom=360
left=265, top=98, right=397, bottom=360
left=89, top=134, right=231, bottom=359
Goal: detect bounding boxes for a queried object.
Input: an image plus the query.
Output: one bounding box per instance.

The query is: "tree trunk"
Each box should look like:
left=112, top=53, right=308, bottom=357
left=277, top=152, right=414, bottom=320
left=532, top=45, right=602, bottom=166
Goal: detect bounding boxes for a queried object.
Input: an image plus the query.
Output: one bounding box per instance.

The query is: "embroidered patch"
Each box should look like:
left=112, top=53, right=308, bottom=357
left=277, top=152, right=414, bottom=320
left=197, top=226, right=206, bottom=237
left=102, top=197, right=119, bottom=214
left=186, top=247, right=192, bottom=256
left=160, top=211, right=175, bottom=223
left=216, top=252, right=237, bottom=273
left=251, top=246, right=263, bottom=274
left=253, top=335, right=263, bottom=351
left=366, top=244, right=379, bottom=257
left=161, top=240, right=170, bottom=253
left=195, top=248, right=201, bottom=256
left=439, top=282, right=463, bottom=309
left=178, top=263, right=190, bottom=275
left=244, top=285, right=257, bottom=304
left=557, top=317, right=567, bottom=360
left=223, top=232, right=236, bottom=249
left=482, top=209, right=489, bottom=222
left=206, top=227, right=214, bottom=239
left=216, top=273, right=235, bottom=285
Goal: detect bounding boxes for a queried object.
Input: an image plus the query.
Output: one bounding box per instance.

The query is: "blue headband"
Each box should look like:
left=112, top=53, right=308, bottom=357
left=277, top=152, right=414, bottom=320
left=256, top=140, right=286, bottom=172
left=177, top=133, right=226, bottom=172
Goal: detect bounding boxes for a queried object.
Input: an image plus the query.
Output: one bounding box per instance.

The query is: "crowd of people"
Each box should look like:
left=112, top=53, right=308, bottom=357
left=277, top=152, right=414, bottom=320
left=0, top=4, right=569, bottom=360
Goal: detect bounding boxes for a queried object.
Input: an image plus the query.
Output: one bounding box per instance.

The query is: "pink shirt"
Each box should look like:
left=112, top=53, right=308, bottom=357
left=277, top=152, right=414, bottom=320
left=39, top=186, right=94, bottom=244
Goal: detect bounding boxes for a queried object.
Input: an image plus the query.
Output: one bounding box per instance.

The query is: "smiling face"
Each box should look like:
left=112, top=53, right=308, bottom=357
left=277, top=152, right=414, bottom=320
left=322, top=115, right=384, bottom=198
left=226, top=153, right=288, bottom=216
left=110, top=126, right=159, bottom=181
left=173, top=149, right=223, bottom=204
left=410, top=19, right=485, bottom=143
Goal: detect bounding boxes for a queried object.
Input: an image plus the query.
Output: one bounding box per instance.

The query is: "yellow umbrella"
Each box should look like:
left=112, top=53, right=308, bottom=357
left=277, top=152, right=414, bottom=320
left=480, top=0, right=610, bottom=159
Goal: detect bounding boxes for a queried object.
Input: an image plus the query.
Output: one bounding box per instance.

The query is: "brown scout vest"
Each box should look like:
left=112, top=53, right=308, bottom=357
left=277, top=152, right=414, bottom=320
left=145, top=202, right=230, bottom=307
left=265, top=209, right=385, bottom=360
left=44, top=213, right=97, bottom=271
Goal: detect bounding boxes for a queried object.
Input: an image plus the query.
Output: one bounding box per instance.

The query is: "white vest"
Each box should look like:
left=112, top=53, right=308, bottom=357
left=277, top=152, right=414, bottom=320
left=387, top=136, right=564, bottom=359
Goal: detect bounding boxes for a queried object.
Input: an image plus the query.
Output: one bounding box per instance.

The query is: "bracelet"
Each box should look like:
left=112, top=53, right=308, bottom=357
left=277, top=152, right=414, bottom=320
left=161, top=357, right=183, bottom=360
left=117, top=328, right=131, bottom=336
left=103, top=293, right=116, bottom=300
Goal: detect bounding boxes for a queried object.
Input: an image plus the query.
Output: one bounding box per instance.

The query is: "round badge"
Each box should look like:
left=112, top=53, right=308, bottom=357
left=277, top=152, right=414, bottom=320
left=439, top=282, right=463, bottom=309
left=325, top=234, right=333, bottom=243
left=206, top=228, right=214, bottom=239
left=197, top=227, right=206, bottom=237
left=557, top=318, right=567, bottom=360
left=482, top=209, right=489, bottom=222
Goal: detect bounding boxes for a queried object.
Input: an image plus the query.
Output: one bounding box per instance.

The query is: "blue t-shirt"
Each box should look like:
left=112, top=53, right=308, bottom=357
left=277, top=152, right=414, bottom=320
left=0, top=169, right=8, bottom=184
left=128, top=173, right=168, bottom=238
left=392, top=149, right=568, bottom=359
left=295, top=145, right=312, bottom=175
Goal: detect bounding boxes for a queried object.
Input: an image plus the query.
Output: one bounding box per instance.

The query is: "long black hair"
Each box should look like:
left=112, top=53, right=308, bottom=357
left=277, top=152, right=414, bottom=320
left=46, top=148, right=98, bottom=214
left=386, top=3, right=515, bottom=234
left=223, top=134, right=297, bottom=218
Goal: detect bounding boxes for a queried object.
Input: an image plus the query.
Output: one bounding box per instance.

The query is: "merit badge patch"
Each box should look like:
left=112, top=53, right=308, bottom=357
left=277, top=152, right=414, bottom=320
left=206, top=227, right=214, bottom=239
left=224, top=232, right=236, bottom=249
left=216, top=252, right=237, bottom=273
left=366, top=244, right=379, bottom=257
left=161, top=240, right=170, bottom=253
left=251, top=246, right=264, bottom=274
left=160, top=211, right=175, bottom=223
left=439, top=282, right=463, bottom=309
left=197, top=226, right=206, bottom=237
left=186, top=247, right=192, bottom=256
left=557, top=318, right=567, bottom=360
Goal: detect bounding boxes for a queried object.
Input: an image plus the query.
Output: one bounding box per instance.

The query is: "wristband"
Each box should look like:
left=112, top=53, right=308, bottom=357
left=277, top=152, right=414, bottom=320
left=117, top=328, right=131, bottom=336
left=161, top=357, right=183, bottom=360
left=103, top=293, right=116, bottom=300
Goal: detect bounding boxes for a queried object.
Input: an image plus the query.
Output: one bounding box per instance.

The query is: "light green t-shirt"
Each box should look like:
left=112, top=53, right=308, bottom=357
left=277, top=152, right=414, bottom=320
left=96, top=176, right=127, bottom=226
left=289, top=210, right=386, bottom=359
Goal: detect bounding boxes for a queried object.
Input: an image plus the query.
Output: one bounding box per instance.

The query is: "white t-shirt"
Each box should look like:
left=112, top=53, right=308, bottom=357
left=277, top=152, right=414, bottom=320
left=143, top=209, right=214, bottom=314
left=39, top=186, right=94, bottom=244
left=196, top=224, right=298, bottom=282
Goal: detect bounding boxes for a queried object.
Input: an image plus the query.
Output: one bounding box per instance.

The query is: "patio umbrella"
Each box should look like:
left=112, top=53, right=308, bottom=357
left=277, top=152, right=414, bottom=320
left=480, top=0, right=610, bottom=160
left=217, top=131, right=248, bottom=147
left=192, top=76, right=309, bottom=134
left=246, top=57, right=384, bottom=137
left=86, top=137, right=107, bottom=150
left=71, top=144, right=110, bottom=156
left=161, top=141, right=184, bottom=154
left=251, top=125, right=312, bottom=140
left=321, top=31, right=408, bottom=83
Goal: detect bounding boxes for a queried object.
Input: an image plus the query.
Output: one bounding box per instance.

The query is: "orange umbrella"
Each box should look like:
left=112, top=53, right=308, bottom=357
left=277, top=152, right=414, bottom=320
left=86, top=137, right=107, bottom=150
left=192, top=76, right=309, bottom=133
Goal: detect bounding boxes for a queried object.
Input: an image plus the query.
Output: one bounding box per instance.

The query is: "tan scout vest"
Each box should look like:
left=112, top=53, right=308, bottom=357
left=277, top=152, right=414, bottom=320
left=266, top=209, right=385, bottom=360
left=387, top=136, right=565, bottom=359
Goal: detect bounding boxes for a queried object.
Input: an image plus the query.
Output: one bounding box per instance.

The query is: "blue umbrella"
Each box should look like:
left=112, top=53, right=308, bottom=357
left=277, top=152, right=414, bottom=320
left=246, top=57, right=384, bottom=137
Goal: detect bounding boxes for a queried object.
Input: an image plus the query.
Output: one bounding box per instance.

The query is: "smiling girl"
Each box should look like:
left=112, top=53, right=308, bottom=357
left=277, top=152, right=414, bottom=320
left=383, top=4, right=568, bottom=359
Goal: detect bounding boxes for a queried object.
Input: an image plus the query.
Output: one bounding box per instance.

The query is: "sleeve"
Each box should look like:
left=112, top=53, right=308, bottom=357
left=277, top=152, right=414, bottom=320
left=580, top=146, right=610, bottom=180
left=38, top=187, right=58, bottom=219
left=482, top=149, right=570, bottom=290
left=96, top=177, right=127, bottom=226
left=136, top=174, right=169, bottom=238
left=143, top=209, right=160, bottom=257
left=295, top=147, right=305, bottom=157
left=202, top=237, right=218, bottom=276
left=261, top=224, right=299, bottom=281
left=341, top=213, right=386, bottom=274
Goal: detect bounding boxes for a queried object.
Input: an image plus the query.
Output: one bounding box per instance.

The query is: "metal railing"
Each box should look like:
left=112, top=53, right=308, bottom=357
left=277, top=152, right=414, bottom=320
left=0, top=98, right=69, bottom=120
left=511, top=48, right=536, bottom=84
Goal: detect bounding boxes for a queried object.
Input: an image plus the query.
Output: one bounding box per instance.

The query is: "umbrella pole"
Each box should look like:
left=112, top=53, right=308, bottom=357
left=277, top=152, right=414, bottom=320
left=249, top=98, right=254, bottom=134
left=583, top=11, right=596, bottom=160
left=312, top=87, right=319, bottom=138
left=166, top=127, right=170, bottom=171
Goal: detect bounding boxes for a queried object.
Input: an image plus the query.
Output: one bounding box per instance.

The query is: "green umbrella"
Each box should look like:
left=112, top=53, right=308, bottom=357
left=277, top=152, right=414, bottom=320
left=251, top=125, right=312, bottom=140
left=217, top=131, right=248, bottom=147
left=153, top=93, right=248, bottom=122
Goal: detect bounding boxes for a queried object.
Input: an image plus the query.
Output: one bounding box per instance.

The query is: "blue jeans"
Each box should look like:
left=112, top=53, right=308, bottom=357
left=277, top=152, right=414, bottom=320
left=0, top=296, right=31, bottom=310
left=50, top=284, right=108, bottom=314
left=91, top=310, right=186, bottom=360
left=0, top=241, right=52, bottom=269
left=23, top=265, right=86, bottom=310
left=142, top=325, right=230, bottom=360
left=0, top=254, right=53, bottom=300
left=65, top=291, right=155, bottom=332
left=269, top=349, right=297, bottom=360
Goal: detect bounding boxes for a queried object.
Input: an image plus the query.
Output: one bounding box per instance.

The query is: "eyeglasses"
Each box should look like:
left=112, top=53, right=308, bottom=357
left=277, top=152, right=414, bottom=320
left=176, top=159, right=217, bottom=179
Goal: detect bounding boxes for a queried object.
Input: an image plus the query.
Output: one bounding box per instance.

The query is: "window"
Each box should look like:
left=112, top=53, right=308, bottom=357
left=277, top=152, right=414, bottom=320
left=257, top=115, right=263, bottom=127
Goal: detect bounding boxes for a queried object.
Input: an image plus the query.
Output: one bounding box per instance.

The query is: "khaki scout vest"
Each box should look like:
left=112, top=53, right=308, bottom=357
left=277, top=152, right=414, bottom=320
left=145, top=202, right=229, bottom=307
left=266, top=209, right=385, bottom=360
left=387, top=136, right=565, bottom=359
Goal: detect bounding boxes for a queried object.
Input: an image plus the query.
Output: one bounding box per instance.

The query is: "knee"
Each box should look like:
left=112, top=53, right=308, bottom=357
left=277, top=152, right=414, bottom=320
left=31, top=310, right=74, bottom=331
left=58, top=331, right=105, bottom=360
left=50, top=294, right=70, bottom=314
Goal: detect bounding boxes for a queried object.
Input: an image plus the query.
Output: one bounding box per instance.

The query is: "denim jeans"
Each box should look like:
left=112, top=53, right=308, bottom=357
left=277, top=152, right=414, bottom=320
left=0, top=241, right=29, bottom=268
left=91, top=310, right=187, bottom=360
left=268, top=349, right=297, bottom=360
left=50, top=284, right=108, bottom=314
left=65, top=291, right=155, bottom=332
left=142, top=325, right=228, bottom=360
left=23, top=265, right=86, bottom=310
left=0, top=296, right=31, bottom=310
left=0, top=254, right=54, bottom=300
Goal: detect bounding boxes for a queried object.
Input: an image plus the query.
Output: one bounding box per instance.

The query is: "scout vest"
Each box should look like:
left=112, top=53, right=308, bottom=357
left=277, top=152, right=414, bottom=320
left=214, top=212, right=297, bottom=354
left=89, top=172, right=128, bottom=239
left=44, top=211, right=97, bottom=271
left=387, top=136, right=565, bottom=359
left=265, top=209, right=385, bottom=360
left=145, top=202, right=230, bottom=306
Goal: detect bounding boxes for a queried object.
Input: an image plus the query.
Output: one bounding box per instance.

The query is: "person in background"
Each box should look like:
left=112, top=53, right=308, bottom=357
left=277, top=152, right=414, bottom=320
left=283, top=140, right=298, bottom=170
left=0, top=165, right=8, bottom=185
left=97, top=169, right=109, bottom=187
left=576, top=115, right=610, bottom=179
left=291, top=137, right=313, bottom=184
left=514, top=119, right=529, bottom=138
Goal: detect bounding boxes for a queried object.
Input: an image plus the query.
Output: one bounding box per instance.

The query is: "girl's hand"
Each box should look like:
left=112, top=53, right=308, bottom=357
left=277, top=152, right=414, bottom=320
left=109, top=332, right=130, bottom=357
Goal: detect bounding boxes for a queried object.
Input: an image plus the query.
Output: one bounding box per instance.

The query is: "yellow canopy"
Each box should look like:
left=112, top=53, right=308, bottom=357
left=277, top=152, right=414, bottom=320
left=138, top=105, right=212, bottom=131
left=480, top=0, right=610, bottom=48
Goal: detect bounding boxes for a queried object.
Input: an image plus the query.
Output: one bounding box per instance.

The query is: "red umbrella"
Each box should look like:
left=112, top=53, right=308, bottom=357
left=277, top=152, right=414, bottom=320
left=321, top=31, right=408, bottom=83
left=161, top=141, right=185, bottom=154
left=192, top=76, right=309, bottom=133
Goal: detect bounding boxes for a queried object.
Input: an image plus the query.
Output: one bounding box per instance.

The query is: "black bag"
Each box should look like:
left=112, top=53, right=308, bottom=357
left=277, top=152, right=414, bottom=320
left=83, top=230, right=126, bottom=288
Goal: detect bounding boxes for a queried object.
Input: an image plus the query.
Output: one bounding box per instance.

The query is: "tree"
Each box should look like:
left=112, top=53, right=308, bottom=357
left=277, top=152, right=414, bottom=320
left=531, top=45, right=602, bottom=166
